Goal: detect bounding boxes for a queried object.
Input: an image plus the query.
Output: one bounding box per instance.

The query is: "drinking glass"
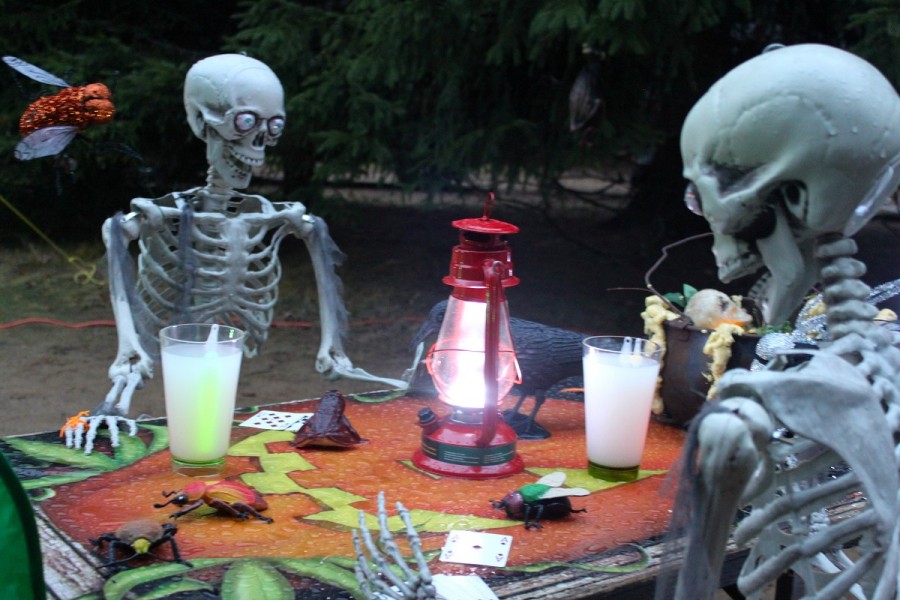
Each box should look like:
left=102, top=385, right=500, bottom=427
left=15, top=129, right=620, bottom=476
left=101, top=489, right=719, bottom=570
left=159, top=323, right=245, bottom=477
left=582, top=336, right=662, bottom=482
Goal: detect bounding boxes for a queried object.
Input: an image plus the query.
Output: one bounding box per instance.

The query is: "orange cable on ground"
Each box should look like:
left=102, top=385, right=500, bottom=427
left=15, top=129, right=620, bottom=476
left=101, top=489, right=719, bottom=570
left=0, top=317, right=116, bottom=329
left=0, top=316, right=424, bottom=330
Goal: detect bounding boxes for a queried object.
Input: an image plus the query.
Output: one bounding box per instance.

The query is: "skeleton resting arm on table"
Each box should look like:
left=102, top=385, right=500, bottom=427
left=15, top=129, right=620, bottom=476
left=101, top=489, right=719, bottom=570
left=659, top=44, right=900, bottom=600
left=63, top=54, right=406, bottom=454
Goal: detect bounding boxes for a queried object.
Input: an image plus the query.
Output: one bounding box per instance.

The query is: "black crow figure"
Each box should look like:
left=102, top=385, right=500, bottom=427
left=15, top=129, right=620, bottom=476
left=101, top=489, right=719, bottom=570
left=409, top=300, right=587, bottom=439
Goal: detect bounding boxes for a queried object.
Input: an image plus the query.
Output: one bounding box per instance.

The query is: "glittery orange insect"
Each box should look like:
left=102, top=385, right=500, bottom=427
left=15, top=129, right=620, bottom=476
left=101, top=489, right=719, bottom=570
left=4, top=55, right=115, bottom=160
left=59, top=410, right=90, bottom=437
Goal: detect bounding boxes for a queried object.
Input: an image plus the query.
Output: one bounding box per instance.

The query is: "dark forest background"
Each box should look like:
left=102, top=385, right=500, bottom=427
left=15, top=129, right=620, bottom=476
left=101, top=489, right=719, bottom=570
left=1, top=0, right=899, bottom=244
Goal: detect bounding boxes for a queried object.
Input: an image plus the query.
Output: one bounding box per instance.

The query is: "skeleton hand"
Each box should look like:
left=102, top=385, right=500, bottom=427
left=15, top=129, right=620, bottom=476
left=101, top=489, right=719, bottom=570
left=353, top=492, right=435, bottom=599
left=317, top=347, right=408, bottom=390
left=62, top=353, right=150, bottom=454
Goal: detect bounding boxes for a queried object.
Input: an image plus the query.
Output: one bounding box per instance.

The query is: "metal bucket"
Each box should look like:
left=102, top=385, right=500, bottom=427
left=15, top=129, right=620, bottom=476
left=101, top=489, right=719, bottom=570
left=656, top=317, right=760, bottom=427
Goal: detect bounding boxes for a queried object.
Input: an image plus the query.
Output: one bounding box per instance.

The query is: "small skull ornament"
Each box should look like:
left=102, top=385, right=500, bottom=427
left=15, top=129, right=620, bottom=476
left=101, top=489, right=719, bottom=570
left=681, top=44, right=900, bottom=326
left=183, top=54, right=286, bottom=189
left=684, top=289, right=752, bottom=330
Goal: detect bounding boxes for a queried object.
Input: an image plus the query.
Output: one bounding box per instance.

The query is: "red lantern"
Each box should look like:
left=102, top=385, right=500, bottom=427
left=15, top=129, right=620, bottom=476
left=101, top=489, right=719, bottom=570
left=412, top=194, right=524, bottom=479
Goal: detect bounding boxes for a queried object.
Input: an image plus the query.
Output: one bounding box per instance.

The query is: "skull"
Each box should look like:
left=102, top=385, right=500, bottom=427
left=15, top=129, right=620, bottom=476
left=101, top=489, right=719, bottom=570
left=184, top=54, right=286, bottom=190
left=681, top=44, right=900, bottom=326
left=684, top=289, right=752, bottom=330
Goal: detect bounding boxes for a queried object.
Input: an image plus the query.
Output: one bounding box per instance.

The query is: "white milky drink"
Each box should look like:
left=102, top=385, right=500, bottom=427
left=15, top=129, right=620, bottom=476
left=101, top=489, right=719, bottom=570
left=161, top=342, right=243, bottom=463
left=582, top=338, right=661, bottom=481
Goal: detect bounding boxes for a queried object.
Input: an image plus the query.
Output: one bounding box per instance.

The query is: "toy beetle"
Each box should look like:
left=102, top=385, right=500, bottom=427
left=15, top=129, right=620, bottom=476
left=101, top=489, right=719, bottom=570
left=491, top=472, right=589, bottom=529
left=154, top=480, right=273, bottom=523
left=91, top=518, right=191, bottom=572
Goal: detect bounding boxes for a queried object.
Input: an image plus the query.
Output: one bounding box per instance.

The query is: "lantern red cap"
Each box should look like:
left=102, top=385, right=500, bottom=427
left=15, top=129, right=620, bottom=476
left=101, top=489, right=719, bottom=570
left=443, top=193, right=520, bottom=289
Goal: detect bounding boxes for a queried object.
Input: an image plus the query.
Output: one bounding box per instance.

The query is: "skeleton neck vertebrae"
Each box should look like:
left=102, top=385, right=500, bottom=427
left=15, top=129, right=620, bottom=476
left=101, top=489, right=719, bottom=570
left=202, top=167, right=238, bottom=210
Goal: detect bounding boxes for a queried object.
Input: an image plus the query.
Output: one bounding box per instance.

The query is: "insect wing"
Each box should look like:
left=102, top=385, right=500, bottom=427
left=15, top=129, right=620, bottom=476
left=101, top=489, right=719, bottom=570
left=534, top=471, right=567, bottom=488
left=14, top=126, right=78, bottom=160
left=539, top=487, right=590, bottom=500
left=529, top=472, right=589, bottom=500
left=207, top=481, right=259, bottom=505
left=3, top=55, right=70, bottom=87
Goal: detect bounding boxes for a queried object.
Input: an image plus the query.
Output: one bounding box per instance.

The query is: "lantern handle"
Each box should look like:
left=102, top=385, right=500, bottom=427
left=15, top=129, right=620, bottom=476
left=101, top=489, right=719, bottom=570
left=478, top=259, right=504, bottom=447
left=481, top=192, right=495, bottom=221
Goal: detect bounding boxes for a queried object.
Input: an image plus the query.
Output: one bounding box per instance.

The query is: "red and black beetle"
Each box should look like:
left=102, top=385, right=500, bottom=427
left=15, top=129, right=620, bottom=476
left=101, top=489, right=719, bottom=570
left=154, top=480, right=273, bottom=523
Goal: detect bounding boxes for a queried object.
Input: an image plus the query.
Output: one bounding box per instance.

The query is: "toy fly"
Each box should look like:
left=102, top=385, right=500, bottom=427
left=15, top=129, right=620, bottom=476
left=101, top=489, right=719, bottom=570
left=491, top=471, right=589, bottom=529
left=3, top=55, right=115, bottom=160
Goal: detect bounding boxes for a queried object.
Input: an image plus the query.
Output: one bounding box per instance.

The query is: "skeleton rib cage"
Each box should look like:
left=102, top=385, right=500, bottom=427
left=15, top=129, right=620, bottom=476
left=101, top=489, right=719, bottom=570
left=131, top=190, right=301, bottom=357
left=729, top=238, right=900, bottom=599
left=671, top=236, right=900, bottom=600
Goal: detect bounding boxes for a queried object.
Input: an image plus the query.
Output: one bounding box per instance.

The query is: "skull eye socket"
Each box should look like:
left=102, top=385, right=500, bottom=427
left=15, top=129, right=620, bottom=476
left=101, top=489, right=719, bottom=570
left=734, top=203, right=776, bottom=242
left=267, top=117, right=285, bottom=137
left=684, top=183, right=703, bottom=215
left=234, top=112, right=259, bottom=133
left=780, top=180, right=806, bottom=208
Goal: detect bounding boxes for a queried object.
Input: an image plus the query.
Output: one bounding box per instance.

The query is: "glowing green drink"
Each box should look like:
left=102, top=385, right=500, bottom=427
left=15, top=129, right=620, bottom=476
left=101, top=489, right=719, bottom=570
left=160, top=324, right=245, bottom=477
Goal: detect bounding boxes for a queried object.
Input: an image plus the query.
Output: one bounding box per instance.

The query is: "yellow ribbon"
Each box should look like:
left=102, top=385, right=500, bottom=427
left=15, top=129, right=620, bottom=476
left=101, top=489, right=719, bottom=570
left=0, top=192, right=104, bottom=286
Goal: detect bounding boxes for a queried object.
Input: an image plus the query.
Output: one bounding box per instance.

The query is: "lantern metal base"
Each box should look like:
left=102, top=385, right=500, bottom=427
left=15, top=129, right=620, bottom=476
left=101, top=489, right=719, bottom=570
left=412, top=411, right=524, bottom=480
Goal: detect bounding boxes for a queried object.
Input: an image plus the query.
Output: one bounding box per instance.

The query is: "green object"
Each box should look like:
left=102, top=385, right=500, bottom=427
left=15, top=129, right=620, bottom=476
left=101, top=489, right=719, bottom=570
left=0, top=452, right=46, bottom=599
left=518, top=483, right=552, bottom=503
left=588, top=461, right=639, bottom=482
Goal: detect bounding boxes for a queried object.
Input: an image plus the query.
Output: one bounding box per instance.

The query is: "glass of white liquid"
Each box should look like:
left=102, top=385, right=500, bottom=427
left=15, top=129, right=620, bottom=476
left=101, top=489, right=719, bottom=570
left=582, top=336, right=662, bottom=482
left=159, top=323, right=246, bottom=477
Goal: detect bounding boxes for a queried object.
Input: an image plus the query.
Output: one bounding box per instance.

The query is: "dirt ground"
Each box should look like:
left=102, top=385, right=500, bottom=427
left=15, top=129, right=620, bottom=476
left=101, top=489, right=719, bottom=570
left=2, top=191, right=899, bottom=437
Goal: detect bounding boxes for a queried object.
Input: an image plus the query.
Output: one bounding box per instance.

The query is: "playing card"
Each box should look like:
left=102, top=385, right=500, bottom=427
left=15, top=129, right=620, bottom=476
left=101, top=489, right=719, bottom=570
left=432, top=574, right=499, bottom=600
left=239, top=410, right=312, bottom=432
left=439, top=530, right=512, bottom=568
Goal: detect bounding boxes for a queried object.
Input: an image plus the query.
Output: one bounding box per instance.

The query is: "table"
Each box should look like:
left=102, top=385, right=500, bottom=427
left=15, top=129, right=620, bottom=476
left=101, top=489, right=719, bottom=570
left=1, top=392, right=715, bottom=599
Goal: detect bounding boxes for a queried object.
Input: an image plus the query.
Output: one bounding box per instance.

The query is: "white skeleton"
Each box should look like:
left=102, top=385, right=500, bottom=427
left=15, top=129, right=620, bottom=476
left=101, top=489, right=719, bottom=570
left=65, top=54, right=405, bottom=453
left=666, top=44, right=900, bottom=599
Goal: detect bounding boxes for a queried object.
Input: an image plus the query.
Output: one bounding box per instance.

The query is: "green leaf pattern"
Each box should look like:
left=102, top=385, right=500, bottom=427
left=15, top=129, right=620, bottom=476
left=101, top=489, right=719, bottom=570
left=6, top=421, right=659, bottom=598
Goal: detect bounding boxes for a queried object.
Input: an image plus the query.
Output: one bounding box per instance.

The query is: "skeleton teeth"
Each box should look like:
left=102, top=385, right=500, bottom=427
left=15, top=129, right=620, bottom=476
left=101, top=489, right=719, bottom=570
left=230, top=148, right=264, bottom=167
left=717, top=253, right=763, bottom=282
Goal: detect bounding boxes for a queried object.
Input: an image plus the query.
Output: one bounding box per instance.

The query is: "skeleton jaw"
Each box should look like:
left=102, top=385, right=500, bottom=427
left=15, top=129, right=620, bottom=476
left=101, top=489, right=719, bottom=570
left=713, top=206, right=817, bottom=327
left=223, top=147, right=256, bottom=187
left=712, top=234, right=762, bottom=283
left=206, top=133, right=258, bottom=190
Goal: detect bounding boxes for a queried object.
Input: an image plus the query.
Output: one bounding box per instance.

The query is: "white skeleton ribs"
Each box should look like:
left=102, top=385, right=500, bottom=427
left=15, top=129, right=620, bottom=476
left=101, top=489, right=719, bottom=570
left=67, top=54, right=405, bottom=453
left=666, top=44, right=900, bottom=599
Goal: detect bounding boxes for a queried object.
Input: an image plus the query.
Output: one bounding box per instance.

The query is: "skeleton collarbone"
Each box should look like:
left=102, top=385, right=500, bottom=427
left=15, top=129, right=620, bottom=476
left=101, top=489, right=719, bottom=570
left=132, top=190, right=308, bottom=354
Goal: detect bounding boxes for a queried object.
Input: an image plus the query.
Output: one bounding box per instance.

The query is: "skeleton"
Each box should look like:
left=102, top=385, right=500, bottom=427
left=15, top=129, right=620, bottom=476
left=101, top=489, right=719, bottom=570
left=65, top=54, right=405, bottom=453
left=353, top=492, right=436, bottom=599
left=664, top=44, right=900, bottom=599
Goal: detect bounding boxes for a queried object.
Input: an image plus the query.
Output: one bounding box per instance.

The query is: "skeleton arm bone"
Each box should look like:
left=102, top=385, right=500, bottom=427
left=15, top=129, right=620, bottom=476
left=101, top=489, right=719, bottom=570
left=290, top=210, right=407, bottom=389
left=100, top=211, right=155, bottom=416
left=63, top=212, right=150, bottom=453
left=672, top=398, right=770, bottom=600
